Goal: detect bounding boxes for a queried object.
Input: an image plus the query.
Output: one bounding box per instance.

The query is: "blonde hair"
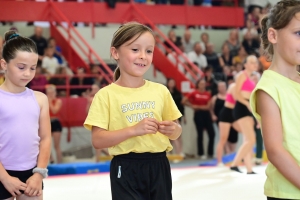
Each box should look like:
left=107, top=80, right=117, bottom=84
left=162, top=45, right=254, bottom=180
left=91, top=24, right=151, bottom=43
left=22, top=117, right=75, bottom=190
left=111, top=22, right=154, bottom=81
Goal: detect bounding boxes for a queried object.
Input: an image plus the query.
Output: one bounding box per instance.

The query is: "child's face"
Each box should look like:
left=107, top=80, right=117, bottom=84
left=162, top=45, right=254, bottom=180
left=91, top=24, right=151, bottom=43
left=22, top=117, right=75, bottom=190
left=111, top=31, right=155, bottom=78
left=0, top=51, right=38, bottom=87
left=275, top=12, right=300, bottom=66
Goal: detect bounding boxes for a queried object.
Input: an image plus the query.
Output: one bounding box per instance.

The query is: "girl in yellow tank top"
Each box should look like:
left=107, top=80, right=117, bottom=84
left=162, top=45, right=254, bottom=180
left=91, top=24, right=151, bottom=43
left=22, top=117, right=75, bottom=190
left=250, top=0, right=300, bottom=199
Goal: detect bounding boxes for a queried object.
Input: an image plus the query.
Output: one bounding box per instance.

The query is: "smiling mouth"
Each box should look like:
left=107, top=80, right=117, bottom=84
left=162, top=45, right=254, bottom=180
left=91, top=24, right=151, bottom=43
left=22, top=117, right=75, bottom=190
left=134, top=63, right=146, bottom=67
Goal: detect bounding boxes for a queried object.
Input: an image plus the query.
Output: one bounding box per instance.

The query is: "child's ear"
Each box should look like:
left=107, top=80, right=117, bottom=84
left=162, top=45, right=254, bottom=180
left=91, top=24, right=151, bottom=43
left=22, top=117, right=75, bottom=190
left=0, top=59, right=7, bottom=71
left=268, top=27, right=277, bottom=44
left=110, top=47, right=119, bottom=60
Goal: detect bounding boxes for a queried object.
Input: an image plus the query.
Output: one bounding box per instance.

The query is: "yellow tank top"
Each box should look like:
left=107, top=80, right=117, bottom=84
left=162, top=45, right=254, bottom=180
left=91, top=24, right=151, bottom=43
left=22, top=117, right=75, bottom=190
left=250, top=70, right=300, bottom=198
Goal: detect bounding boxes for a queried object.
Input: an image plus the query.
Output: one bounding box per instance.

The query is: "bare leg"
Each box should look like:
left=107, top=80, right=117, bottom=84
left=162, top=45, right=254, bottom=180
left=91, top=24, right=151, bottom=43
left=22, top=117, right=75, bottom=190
left=231, top=117, right=255, bottom=173
left=52, top=132, right=62, bottom=163
left=226, top=142, right=237, bottom=153
left=216, top=122, right=231, bottom=164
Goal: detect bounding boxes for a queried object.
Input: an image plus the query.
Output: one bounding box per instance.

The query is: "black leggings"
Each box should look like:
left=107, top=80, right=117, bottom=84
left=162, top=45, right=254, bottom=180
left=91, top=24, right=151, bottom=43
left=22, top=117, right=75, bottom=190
left=194, top=110, right=215, bottom=156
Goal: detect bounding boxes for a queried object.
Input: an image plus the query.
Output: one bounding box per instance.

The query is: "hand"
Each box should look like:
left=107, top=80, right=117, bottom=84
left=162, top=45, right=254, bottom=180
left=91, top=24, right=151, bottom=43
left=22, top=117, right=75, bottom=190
left=158, top=121, right=177, bottom=137
left=132, top=118, right=159, bottom=136
left=24, top=173, right=43, bottom=197
left=1, top=175, right=27, bottom=197
left=212, top=114, right=217, bottom=122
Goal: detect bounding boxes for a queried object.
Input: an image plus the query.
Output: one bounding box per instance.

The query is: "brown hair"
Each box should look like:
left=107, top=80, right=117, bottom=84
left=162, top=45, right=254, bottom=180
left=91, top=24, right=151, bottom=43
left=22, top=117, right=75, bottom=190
left=2, top=30, right=37, bottom=63
left=111, top=22, right=154, bottom=81
left=261, top=0, right=300, bottom=60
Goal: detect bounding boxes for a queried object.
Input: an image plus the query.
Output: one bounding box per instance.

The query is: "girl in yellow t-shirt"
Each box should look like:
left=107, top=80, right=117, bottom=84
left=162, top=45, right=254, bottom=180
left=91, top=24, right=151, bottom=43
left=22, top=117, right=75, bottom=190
left=84, top=22, right=182, bottom=200
left=250, top=0, right=300, bottom=199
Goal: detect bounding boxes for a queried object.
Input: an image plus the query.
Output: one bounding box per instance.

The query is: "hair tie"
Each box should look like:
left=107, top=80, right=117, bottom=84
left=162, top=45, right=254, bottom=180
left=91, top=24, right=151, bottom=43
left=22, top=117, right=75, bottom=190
left=8, top=33, right=19, bottom=40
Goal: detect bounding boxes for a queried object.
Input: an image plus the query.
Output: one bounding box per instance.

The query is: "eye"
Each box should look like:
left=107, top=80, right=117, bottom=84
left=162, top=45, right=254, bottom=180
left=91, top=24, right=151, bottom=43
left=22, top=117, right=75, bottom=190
left=31, top=68, right=36, bottom=71
left=295, top=31, right=300, bottom=36
left=132, top=49, right=138, bottom=52
left=147, top=50, right=153, bottom=54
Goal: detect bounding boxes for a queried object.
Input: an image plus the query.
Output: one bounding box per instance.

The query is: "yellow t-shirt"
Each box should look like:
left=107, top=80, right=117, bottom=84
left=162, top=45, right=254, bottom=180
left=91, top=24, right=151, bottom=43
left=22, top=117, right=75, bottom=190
left=250, top=70, right=300, bottom=199
left=84, top=80, right=182, bottom=156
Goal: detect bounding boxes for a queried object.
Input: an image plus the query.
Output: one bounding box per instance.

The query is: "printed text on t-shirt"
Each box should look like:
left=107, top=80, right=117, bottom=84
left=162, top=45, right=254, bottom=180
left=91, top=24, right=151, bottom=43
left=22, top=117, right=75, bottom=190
left=121, top=101, right=155, bottom=123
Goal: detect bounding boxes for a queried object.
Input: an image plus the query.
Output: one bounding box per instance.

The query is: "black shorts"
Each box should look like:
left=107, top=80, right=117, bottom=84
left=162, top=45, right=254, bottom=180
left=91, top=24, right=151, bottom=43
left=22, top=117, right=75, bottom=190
left=51, top=118, right=62, bottom=133
left=0, top=167, right=44, bottom=199
left=233, top=101, right=252, bottom=121
left=219, top=107, right=235, bottom=123
left=228, top=127, right=238, bottom=143
left=110, top=152, right=172, bottom=200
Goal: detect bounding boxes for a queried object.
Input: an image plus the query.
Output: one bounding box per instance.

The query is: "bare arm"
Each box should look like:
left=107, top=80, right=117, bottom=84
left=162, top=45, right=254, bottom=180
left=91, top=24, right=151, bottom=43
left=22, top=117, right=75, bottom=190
left=257, top=90, right=300, bottom=189
left=235, top=73, right=249, bottom=106
left=36, top=92, right=52, bottom=169
left=91, top=118, right=159, bottom=149
left=219, top=56, right=225, bottom=68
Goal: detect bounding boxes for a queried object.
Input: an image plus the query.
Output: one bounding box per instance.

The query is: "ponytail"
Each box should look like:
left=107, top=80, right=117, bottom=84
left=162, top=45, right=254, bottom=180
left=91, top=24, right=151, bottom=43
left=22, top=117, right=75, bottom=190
left=113, top=67, right=121, bottom=82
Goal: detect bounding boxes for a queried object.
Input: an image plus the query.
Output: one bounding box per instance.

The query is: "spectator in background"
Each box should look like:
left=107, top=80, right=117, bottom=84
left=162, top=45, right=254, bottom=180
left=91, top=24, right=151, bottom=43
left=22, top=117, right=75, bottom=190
left=224, top=29, right=240, bottom=57
left=167, top=78, right=186, bottom=159
left=29, top=61, right=48, bottom=93
left=247, top=5, right=262, bottom=34
left=182, top=78, right=215, bottom=159
left=242, top=19, right=258, bottom=39
left=200, top=32, right=209, bottom=53
left=182, top=29, right=194, bottom=54
left=90, top=64, right=107, bottom=87
left=155, top=34, right=166, bottom=55
left=164, top=29, right=181, bottom=55
left=186, top=62, right=202, bottom=84
left=42, top=46, right=60, bottom=75
left=204, top=43, right=222, bottom=73
left=29, top=26, right=48, bottom=61
left=49, top=67, right=70, bottom=97
left=204, top=66, right=218, bottom=95
left=46, top=84, right=63, bottom=164
left=242, top=30, right=260, bottom=56
left=232, top=46, right=248, bottom=65
left=219, top=42, right=233, bottom=68
left=70, top=67, right=93, bottom=97
left=167, top=41, right=187, bottom=73
left=232, top=62, right=243, bottom=76
left=48, top=37, right=65, bottom=66
left=188, top=42, right=207, bottom=70
left=85, top=83, right=109, bottom=162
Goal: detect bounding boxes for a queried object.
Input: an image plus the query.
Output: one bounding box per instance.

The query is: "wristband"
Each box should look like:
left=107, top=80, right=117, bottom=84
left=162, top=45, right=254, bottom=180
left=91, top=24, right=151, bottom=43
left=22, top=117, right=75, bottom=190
left=32, top=168, right=48, bottom=179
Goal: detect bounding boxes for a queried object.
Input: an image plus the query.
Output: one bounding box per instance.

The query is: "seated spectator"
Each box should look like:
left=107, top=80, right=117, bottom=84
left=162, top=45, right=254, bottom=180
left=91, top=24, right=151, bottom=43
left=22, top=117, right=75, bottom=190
left=70, top=67, right=93, bottom=97
left=48, top=37, right=65, bottom=66
left=242, top=19, right=258, bottom=39
left=49, top=67, right=70, bottom=97
left=204, top=66, right=218, bottom=95
left=231, top=62, right=243, bottom=76
left=224, top=29, right=240, bottom=57
left=42, top=46, right=60, bottom=75
left=247, top=5, right=262, bottom=34
left=188, top=42, right=207, bottom=70
left=164, top=29, right=181, bottom=55
left=167, top=41, right=187, bottom=73
left=29, top=62, right=48, bottom=93
left=155, top=34, right=166, bottom=55
left=29, top=26, right=48, bottom=61
left=219, top=42, right=233, bottom=67
left=204, top=43, right=222, bottom=73
left=186, top=62, right=202, bottom=84
left=242, top=30, right=260, bottom=56
left=200, top=32, right=209, bottom=53
left=182, top=29, right=194, bottom=54
left=90, top=64, right=107, bottom=87
left=232, top=46, right=248, bottom=65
